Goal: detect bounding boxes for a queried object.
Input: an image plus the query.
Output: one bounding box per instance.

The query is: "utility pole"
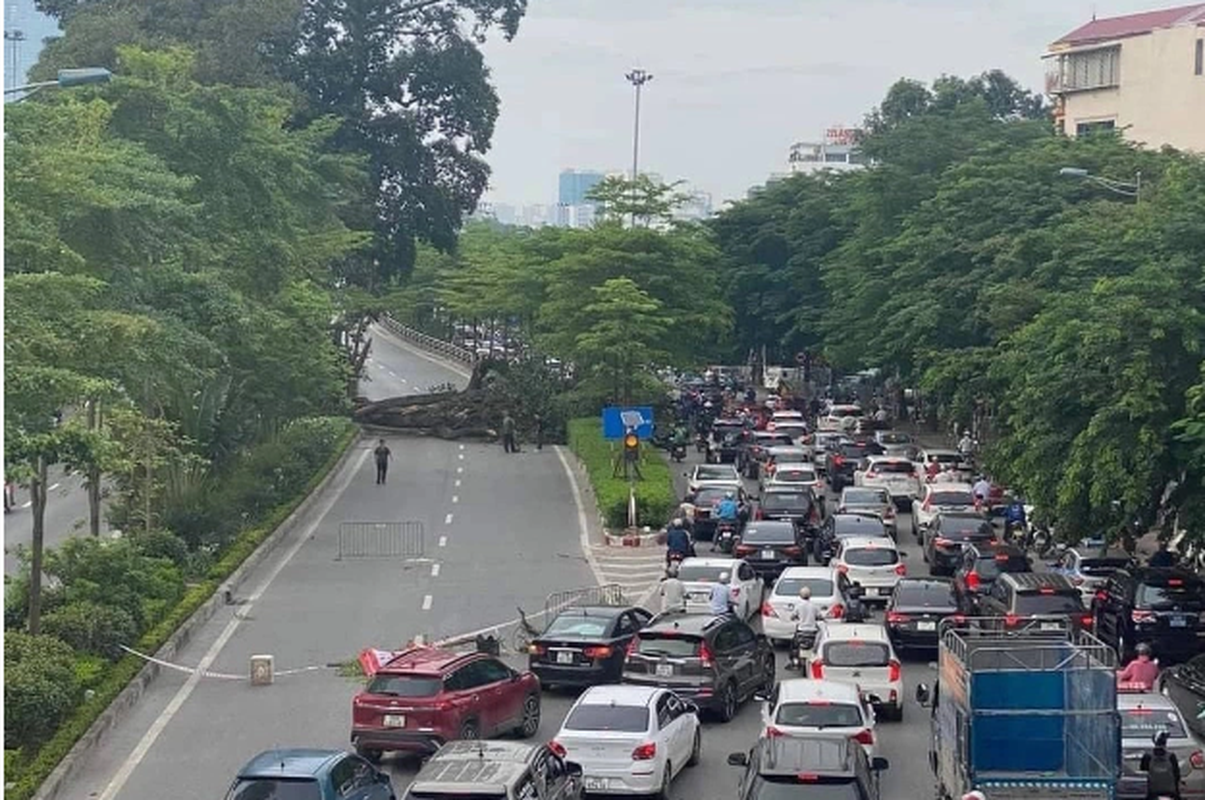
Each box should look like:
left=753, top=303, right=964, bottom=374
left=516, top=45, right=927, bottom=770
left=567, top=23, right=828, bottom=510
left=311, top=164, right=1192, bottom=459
left=624, top=68, right=653, bottom=227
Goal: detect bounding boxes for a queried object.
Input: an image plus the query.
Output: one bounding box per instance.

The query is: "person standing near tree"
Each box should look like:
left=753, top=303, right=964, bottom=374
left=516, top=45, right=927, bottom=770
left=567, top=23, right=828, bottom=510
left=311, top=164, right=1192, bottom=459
left=502, top=412, right=517, bottom=454
left=373, top=438, right=392, bottom=484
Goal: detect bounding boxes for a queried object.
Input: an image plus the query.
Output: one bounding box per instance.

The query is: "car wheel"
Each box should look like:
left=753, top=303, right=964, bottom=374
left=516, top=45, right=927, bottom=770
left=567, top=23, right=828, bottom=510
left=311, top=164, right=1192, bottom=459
left=459, top=719, right=480, bottom=740
left=654, top=763, right=673, bottom=800
left=355, top=745, right=383, bottom=764
left=514, top=693, right=540, bottom=739
left=717, top=681, right=739, bottom=723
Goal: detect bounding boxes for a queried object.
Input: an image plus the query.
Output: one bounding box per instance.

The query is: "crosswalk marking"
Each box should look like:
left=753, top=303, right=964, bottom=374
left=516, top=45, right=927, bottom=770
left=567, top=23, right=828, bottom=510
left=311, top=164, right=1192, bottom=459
left=590, top=545, right=667, bottom=606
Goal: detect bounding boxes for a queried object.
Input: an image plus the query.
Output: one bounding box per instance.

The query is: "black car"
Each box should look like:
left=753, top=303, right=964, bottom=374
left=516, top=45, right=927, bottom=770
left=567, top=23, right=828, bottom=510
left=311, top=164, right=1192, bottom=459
left=885, top=578, right=962, bottom=651
left=689, top=485, right=752, bottom=541
left=727, top=735, right=888, bottom=800
left=755, top=487, right=822, bottom=531
left=952, top=542, right=1032, bottom=613
left=1158, top=652, right=1205, bottom=737
left=528, top=605, right=653, bottom=688
left=622, top=612, right=776, bottom=722
left=735, top=521, right=809, bottom=580
left=739, top=432, right=796, bottom=479
left=709, top=420, right=747, bottom=464
left=814, top=513, right=888, bottom=565
left=825, top=441, right=884, bottom=492
left=922, top=513, right=995, bottom=576
left=977, top=572, right=1091, bottom=633
left=1093, top=567, right=1205, bottom=663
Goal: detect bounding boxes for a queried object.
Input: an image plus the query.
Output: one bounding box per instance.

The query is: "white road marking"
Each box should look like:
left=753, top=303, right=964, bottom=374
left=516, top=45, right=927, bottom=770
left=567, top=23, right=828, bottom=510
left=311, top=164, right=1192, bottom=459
left=459, top=444, right=465, bottom=450
left=21, top=501, right=31, bottom=509
left=430, top=563, right=441, bottom=577
left=553, top=446, right=609, bottom=589
left=48, top=483, right=60, bottom=491
left=452, top=495, right=459, bottom=504
left=458, top=454, right=464, bottom=461
left=457, top=466, right=464, bottom=474
left=438, top=535, right=448, bottom=547
left=96, top=446, right=371, bottom=800
left=454, top=479, right=461, bottom=488
left=445, top=513, right=453, bottom=525
left=421, top=594, right=433, bottom=611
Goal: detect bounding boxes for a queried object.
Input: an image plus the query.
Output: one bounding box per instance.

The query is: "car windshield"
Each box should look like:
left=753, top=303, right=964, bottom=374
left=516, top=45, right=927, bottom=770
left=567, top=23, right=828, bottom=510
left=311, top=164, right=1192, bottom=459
left=872, top=461, right=914, bottom=474
left=775, top=577, right=835, bottom=598
left=696, top=466, right=736, bottom=480
left=1013, top=594, right=1085, bottom=615
left=748, top=778, right=862, bottom=800
left=564, top=704, right=650, bottom=733
left=693, top=489, right=731, bottom=505
left=775, top=469, right=816, bottom=483
left=823, top=642, right=891, bottom=667
left=1137, top=580, right=1205, bottom=609
left=678, top=565, right=730, bottom=582
left=762, top=493, right=811, bottom=511
left=227, top=779, right=323, bottom=800
left=1121, top=708, right=1188, bottom=739
left=937, top=523, right=989, bottom=540
left=931, top=492, right=974, bottom=506
left=832, top=518, right=885, bottom=536
left=843, top=547, right=898, bottom=567
left=878, top=433, right=912, bottom=444
left=975, top=554, right=1028, bottom=580
left=365, top=674, right=442, bottom=697
left=894, top=583, right=957, bottom=608
left=635, top=635, right=701, bottom=658
left=843, top=490, right=886, bottom=505
left=1078, top=558, right=1130, bottom=576
left=776, top=702, right=863, bottom=728
left=543, top=614, right=613, bottom=639
left=743, top=526, right=797, bottom=544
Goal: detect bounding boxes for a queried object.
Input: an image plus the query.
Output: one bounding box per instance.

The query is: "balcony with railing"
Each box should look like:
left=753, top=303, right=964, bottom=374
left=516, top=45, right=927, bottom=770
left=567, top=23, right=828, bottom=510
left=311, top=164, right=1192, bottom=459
left=1045, top=45, right=1121, bottom=94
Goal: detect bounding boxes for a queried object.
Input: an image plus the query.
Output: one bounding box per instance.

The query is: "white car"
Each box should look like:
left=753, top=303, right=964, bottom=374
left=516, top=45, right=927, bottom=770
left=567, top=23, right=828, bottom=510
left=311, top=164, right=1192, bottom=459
left=854, top=456, right=923, bottom=508
left=761, top=462, right=823, bottom=495
left=915, top=448, right=972, bottom=481
left=757, top=679, right=880, bottom=758
left=553, top=685, right=701, bottom=796
left=767, top=421, right=808, bottom=442
left=760, top=566, right=855, bottom=643
left=771, top=410, right=806, bottom=423
left=809, top=623, right=905, bottom=721
left=678, top=557, right=765, bottom=621
left=911, top=482, right=977, bottom=541
left=817, top=405, right=864, bottom=433
left=686, top=464, right=741, bottom=494
left=831, top=536, right=907, bottom=603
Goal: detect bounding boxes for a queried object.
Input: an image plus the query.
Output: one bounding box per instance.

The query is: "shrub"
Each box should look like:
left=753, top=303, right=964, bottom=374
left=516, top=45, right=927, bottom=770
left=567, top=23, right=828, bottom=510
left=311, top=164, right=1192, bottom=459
left=42, top=601, right=139, bottom=660
left=72, top=654, right=107, bottom=689
left=567, top=418, right=676, bottom=528
left=129, top=529, right=189, bottom=566
left=43, top=537, right=182, bottom=632
left=4, top=633, right=80, bottom=750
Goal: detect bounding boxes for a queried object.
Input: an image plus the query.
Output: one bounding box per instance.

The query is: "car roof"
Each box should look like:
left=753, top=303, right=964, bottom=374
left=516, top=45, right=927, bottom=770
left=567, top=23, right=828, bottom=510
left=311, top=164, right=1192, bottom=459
left=779, top=566, right=839, bottom=581
left=772, top=410, right=804, bottom=417
left=830, top=513, right=885, bottom=526
left=644, top=612, right=728, bottom=634
left=842, top=487, right=888, bottom=498
left=770, top=462, right=815, bottom=472
left=838, top=536, right=898, bottom=550
left=695, top=464, right=738, bottom=473
left=577, top=684, right=661, bottom=706
left=926, top=482, right=973, bottom=492
left=409, top=741, right=538, bottom=791
left=895, top=577, right=954, bottom=590
left=1000, top=572, right=1077, bottom=592
left=753, top=735, right=859, bottom=777
left=865, top=454, right=911, bottom=463
left=238, top=749, right=344, bottom=779
left=379, top=646, right=476, bottom=675
left=922, top=448, right=960, bottom=457
left=819, top=623, right=890, bottom=642
left=776, top=678, right=863, bottom=704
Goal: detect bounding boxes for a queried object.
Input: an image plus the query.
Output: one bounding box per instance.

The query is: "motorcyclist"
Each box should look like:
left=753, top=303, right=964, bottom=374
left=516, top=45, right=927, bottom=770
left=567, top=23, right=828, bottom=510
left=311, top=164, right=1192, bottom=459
left=659, top=565, right=686, bottom=613
left=1118, top=643, right=1160, bottom=689
left=665, top=518, right=694, bottom=566
left=1004, top=498, right=1028, bottom=541
left=925, top=459, right=941, bottom=481
left=972, top=476, right=992, bottom=510
left=1140, top=730, right=1181, bottom=799
left=709, top=572, right=734, bottom=615
left=714, top=492, right=740, bottom=522
left=958, top=430, right=975, bottom=457
left=1149, top=541, right=1176, bottom=568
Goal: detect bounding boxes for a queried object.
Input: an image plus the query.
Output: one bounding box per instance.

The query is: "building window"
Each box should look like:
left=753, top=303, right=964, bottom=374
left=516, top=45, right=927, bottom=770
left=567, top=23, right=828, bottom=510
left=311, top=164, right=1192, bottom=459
left=1076, top=120, right=1116, bottom=137
left=1196, top=38, right=1203, bottom=76
left=1059, top=46, right=1120, bottom=91
left=824, top=152, right=848, bottom=163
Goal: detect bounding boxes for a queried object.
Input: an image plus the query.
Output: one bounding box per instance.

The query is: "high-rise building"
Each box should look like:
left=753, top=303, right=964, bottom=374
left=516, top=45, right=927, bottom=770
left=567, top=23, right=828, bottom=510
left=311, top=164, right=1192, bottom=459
left=557, top=169, right=605, bottom=206
left=787, top=127, right=867, bottom=174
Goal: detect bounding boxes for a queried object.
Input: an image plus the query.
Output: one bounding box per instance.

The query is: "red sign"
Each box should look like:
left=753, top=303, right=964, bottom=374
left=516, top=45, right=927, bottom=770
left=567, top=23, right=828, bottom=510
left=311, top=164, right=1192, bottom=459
left=825, top=127, right=859, bottom=146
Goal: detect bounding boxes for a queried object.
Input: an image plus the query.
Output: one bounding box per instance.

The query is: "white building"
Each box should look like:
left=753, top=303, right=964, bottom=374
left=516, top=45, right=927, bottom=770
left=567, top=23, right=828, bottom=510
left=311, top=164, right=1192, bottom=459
left=788, top=127, right=867, bottom=174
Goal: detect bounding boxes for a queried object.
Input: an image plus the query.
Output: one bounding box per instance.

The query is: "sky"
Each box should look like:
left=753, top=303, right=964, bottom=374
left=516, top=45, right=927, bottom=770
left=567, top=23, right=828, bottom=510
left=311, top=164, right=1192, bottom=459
left=478, top=0, right=1184, bottom=206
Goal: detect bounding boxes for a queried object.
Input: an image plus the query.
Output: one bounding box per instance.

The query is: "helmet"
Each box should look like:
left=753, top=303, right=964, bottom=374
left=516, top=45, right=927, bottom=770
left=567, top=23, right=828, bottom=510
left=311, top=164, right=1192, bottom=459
left=1136, top=642, right=1152, bottom=657
left=719, top=572, right=731, bottom=584
left=671, top=517, right=684, bottom=529
left=799, top=586, right=812, bottom=600
left=704, top=401, right=714, bottom=409
left=666, top=564, right=679, bottom=578
left=962, top=793, right=987, bottom=800
left=1153, top=731, right=1170, bottom=748
left=725, top=491, right=735, bottom=500
left=963, top=430, right=971, bottom=436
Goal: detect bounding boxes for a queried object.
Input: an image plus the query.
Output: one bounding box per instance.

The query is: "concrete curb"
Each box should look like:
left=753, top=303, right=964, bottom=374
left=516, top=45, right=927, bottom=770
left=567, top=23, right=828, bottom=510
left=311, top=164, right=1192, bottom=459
left=603, top=530, right=667, bottom=547
left=32, top=431, right=366, bottom=800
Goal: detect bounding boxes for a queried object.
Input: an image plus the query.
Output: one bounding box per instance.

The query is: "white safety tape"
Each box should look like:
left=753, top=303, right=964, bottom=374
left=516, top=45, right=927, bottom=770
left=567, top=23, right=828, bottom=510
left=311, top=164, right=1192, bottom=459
left=119, top=645, right=338, bottom=681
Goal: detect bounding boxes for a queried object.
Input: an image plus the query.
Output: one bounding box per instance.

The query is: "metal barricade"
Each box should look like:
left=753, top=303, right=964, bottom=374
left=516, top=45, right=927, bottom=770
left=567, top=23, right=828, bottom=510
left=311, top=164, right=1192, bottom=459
left=543, top=584, right=627, bottom=620
left=337, top=521, right=425, bottom=560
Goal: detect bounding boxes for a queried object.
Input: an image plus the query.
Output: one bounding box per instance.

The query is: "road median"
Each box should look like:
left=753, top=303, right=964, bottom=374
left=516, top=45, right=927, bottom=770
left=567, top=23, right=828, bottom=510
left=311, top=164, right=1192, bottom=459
left=566, top=418, right=674, bottom=530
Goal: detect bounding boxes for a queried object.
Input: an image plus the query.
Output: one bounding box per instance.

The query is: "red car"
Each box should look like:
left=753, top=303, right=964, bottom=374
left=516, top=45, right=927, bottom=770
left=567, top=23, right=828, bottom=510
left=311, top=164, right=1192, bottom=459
left=350, top=646, right=542, bottom=761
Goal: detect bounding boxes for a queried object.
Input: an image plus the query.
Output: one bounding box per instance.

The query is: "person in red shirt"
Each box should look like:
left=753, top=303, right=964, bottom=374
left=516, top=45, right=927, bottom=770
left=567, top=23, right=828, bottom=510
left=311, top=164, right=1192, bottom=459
left=1117, top=643, right=1160, bottom=689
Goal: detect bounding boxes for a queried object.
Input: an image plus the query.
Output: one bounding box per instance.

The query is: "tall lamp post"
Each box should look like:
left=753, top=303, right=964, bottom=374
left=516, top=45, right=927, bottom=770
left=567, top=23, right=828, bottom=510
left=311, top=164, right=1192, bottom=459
left=5, top=67, right=112, bottom=102
left=1058, top=167, right=1142, bottom=202
left=624, top=68, right=653, bottom=226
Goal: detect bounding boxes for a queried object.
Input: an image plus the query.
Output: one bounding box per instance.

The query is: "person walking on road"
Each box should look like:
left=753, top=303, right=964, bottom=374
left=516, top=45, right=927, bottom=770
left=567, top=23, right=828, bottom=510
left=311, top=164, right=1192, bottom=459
left=660, top=565, right=685, bottom=613
left=534, top=413, right=545, bottom=451
left=502, top=412, right=517, bottom=453
left=3, top=478, right=14, bottom=513
left=373, top=439, right=392, bottom=484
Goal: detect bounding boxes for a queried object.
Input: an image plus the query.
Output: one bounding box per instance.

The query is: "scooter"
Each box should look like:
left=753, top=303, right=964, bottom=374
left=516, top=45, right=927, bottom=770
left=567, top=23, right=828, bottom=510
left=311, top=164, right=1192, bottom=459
left=787, top=628, right=817, bottom=671
left=715, top=521, right=738, bottom=554
left=671, top=442, right=687, bottom=463
left=695, top=434, right=708, bottom=454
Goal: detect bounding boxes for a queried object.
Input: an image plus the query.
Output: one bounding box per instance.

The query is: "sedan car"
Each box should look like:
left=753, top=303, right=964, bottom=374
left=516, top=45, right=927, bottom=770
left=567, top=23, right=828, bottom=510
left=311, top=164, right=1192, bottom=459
left=1049, top=548, right=1134, bottom=605
left=873, top=431, right=917, bottom=459
left=911, top=482, right=978, bottom=541
left=686, top=463, right=741, bottom=494
left=734, top=521, right=809, bottom=580
left=552, top=685, right=701, bottom=797
left=760, top=461, right=822, bottom=496
left=884, top=578, right=962, bottom=652
left=1159, top=652, right=1205, bottom=738
left=809, top=624, right=904, bottom=721
left=1116, top=687, right=1205, bottom=799
left=678, top=557, right=765, bottom=621
left=527, top=605, right=654, bottom=688
left=853, top=456, right=922, bottom=510
left=757, top=679, right=879, bottom=758
left=922, top=513, right=996, bottom=576
left=814, top=513, right=890, bottom=565
left=760, top=566, right=868, bottom=643
left=226, top=749, right=394, bottom=800
left=818, top=404, right=864, bottom=433
left=831, top=536, right=907, bottom=604
left=952, top=542, right=1031, bottom=613
left=804, top=431, right=853, bottom=472
left=837, top=487, right=898, bottom=537
left=755, top=486, right=823, bottom=532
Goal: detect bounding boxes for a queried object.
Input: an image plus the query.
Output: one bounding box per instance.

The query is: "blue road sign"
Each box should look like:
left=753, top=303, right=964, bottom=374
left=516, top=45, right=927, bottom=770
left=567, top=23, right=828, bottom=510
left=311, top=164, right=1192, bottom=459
left=602, top=406, right=655, bottom=440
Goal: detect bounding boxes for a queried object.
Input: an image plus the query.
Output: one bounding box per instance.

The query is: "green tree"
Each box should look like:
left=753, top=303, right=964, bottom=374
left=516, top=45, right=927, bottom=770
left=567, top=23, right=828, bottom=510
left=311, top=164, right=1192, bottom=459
left=587, top=174, right=691, bottom=228
left=572, top=278, right=670, bottom=405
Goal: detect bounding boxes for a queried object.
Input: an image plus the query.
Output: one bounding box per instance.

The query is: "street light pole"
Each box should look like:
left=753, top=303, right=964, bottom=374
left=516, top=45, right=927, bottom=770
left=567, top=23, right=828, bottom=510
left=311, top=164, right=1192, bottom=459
left=5, top=67, right=112, bottom=102
left=1057, top=166, right=1142, bottom=202
left=625, top=68, right=653, bottom=226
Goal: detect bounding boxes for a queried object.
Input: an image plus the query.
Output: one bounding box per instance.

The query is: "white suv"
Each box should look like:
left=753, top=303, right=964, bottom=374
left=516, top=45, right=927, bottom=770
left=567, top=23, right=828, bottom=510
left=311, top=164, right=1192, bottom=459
left=756, top=678, right=879, bottom=758
left=809, top=623, right=904, bottom=721
left=853, top=456, right=922, bottom=509
left=817, top=404, right=863, bottom=433
left=832, top=536, right=907, bottom=603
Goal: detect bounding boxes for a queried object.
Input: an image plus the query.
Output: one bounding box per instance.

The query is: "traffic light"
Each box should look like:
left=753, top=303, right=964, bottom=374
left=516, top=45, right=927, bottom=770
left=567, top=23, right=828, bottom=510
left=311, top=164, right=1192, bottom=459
left=623, top=430, right=640, bottom=460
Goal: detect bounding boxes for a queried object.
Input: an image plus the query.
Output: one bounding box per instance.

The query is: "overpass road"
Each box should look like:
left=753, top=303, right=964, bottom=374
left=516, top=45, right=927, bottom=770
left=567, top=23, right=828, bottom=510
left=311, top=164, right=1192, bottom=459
left=48, top=328, right=940, bottom=800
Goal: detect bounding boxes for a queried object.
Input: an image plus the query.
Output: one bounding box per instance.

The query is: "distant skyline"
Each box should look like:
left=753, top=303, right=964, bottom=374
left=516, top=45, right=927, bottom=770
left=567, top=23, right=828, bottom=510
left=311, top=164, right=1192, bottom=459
left=4, top=0, right=59, bottom=88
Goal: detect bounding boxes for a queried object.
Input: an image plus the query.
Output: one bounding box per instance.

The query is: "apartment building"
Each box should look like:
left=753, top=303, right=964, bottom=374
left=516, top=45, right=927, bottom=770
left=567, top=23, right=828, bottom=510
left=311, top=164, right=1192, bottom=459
left=1045, top=3, right=1205, bottom=151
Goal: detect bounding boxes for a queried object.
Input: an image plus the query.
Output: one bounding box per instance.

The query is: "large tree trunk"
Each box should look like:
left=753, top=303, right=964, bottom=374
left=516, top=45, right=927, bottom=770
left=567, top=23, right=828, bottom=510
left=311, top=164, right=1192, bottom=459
left=353, top=359, right=515, bottom=439
left=28, top=454, right=48, bottom=635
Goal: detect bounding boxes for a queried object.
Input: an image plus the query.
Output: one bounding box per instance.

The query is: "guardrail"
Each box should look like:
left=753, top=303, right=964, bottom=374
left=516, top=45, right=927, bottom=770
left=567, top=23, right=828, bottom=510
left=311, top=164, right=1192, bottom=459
left=378, top=315, right=477, bottom=366
left=336, top=521, right=425, bottom=559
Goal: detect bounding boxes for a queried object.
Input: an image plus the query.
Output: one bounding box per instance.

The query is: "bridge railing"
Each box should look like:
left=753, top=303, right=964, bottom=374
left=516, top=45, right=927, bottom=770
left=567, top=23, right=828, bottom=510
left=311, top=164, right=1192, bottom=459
left=378, top=315, right=477, bottom=366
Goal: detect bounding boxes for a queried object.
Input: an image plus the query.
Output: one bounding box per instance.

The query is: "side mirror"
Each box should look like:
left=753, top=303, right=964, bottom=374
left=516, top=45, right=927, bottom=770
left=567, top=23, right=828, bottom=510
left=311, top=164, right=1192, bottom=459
left=863, top=693, right=883, bottom=705
left=915, top=683, right=931, bottom=706
left=898, top=551, right=909, bottom=558
left=377, top=771, right=392, bottom=785
left=683, top=701, right=700, bottom=715
left=565, top=761, right=584, bottom=778
left=871, top=757, right=890, bottom=772
left=727, top=752, right=749, bottom=767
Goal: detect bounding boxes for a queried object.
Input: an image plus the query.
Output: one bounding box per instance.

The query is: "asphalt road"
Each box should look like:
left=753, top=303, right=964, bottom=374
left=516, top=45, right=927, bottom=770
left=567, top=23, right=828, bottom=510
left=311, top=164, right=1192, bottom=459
left=2, top=323, right=440, bottom=577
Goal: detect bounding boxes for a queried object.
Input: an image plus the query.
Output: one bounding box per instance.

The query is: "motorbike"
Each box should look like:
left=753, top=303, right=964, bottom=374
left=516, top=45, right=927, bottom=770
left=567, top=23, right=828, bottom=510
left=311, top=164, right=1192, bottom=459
left=787, top=628, right=818, bottom=671
left=671, top=442, right=687, bottom=462
left=716, top=521, right=739, bottom=554
left=695, top=434, right=709, bottom=454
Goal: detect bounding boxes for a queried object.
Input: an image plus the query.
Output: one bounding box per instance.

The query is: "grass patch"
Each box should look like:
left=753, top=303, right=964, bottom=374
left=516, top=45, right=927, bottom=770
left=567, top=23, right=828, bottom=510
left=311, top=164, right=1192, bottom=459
left=567, top=418, right=675, bottom=529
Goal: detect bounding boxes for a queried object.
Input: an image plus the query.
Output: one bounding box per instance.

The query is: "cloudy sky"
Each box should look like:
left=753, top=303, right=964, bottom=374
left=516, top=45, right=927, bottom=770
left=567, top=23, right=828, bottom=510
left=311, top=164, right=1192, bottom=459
left=480, top=0, right=1179, bottom=206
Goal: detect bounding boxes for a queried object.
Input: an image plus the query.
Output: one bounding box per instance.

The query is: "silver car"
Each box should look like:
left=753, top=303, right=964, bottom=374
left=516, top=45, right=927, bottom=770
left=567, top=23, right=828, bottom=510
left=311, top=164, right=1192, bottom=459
left=1117, top=690, right=1205, bottom=799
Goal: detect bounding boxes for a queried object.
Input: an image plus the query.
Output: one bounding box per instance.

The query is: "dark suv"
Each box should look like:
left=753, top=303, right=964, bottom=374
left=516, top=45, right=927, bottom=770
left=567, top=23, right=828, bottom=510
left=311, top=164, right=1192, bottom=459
left=825, top=441, right=884, bottom=492
left=756, top=487, right=823, bottom=533
left=402, top=741, right=583, bottom=800
left=622, top=612, right=776, bottom=723
left=740, top=431, right=796, bottom=479
left=735, top=521, right=809, bottom=580
left=952, top=542, right=1032, bottom=613
left=1092, top=567, right=1205, bottom=663
left=922, top=513, right=995, bottom=576
left=976, top=572, right=1092, bottom=632
left=351, top=647, right=542, bottom=760
left=727, top=735, right=889, bottom=800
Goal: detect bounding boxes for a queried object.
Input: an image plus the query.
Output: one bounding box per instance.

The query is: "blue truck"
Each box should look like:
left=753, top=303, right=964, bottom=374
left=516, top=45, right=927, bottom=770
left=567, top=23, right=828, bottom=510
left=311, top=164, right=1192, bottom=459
left=916, top=617, right=1122, bottom=800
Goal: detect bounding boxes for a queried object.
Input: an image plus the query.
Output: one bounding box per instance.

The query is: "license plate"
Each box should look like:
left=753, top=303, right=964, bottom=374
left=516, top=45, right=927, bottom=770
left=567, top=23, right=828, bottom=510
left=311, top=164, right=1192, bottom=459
left=382, top=714, right=405, bottom=728
left=762, top=549, right=776, bottom=559
left=655, top=663, right=674, bottom=678
left=917, top=621, right=936, bottom=631
left=1171, top=616, right=1188, bottom=628
left=557, top=651, right=574, bottom=664
left=691, top=593, right=708, bottom=601
left=584, top=778, right=609, bottom=791
left=1041, top=622, right=1060, bottom=631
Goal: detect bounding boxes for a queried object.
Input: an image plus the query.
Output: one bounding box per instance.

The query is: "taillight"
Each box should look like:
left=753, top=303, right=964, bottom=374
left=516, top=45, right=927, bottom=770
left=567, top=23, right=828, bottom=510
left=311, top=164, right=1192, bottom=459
left=853, top=729, right=875, bottom=745
left=966, top=571, right=980, bottom=591
left=836, top=564, right=849, bottom=574
left=894, top=562, right=907, bottom=576
left=865, top=471, right=877, bottom=479
left=766, top=726, right=785, bottom=738
left=735, top=544, right=755, bottom=556
left=829, top=603, right=845, bottom=619
left=549, top=740, right=567, bottom=758
left=353, top=694, right=366, bottom=707
left=761, top=602, right=779, bottom=618
left=784, top=546, right=802, bottom=557
left=699, top=642, right=715, bottom=668
left=834, top=455, right=845, bottom=466
left=1132, top=610, right=1156, bottom=624
left=626, top=638, right=639, bottom=656
left=529, top=643, right=546, bottom=656
left=811, top=660, right=825, bottom=679
left=1071, top=576, right=1084, bottom=586
left=888, top=660, right=901, bottom=682
left=583, top=646, right=613, bottom=659
left=951, top=614, right=966, bottom=624
left=631, top=742, right=657, bottom=761
left=886, top=611, right=910, bottom=624
left=754, top=509, right=764, bottom=520
left=1191, top=750, right=1205, bottom=770
left=1004, top=613, right=1020, bottom=627
left=1079, top=615, right=1094, bottom=628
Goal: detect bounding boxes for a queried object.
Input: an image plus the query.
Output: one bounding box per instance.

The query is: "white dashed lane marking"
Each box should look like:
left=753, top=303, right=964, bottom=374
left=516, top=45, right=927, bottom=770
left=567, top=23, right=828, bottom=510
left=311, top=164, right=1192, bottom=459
left=452, top=496, right=459, bottom=504
left=421, top=594, right=433, bottom=611
left=454, top=479, right=461, bottom=488
left=457, top=467, right=464, bottom=474
left=444, top=513, right=453, bottom=525
left=438, top=536, right=448, bottom=547
left=431, top=563, right=441, bottom=577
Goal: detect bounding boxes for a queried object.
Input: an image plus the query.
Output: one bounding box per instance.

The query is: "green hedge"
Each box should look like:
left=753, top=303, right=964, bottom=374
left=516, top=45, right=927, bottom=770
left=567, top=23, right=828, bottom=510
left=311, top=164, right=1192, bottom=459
left=4, top=419, right=358, bottom=800
left=567, top=418, right=675, bottom=528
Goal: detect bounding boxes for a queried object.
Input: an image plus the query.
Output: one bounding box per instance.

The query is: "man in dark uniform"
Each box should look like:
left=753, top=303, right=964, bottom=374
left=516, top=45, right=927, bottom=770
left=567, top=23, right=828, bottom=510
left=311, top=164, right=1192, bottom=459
left=373, top=439, right=391, bottom=484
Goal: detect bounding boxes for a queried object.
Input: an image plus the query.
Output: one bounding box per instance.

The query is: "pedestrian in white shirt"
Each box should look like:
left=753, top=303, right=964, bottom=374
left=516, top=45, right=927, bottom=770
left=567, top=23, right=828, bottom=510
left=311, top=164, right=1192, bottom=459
left=973, top=477, right=992, bottom=506
left=709, top=572, right=733, bottom=615
left=660, top=566, right=685, bottom=613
